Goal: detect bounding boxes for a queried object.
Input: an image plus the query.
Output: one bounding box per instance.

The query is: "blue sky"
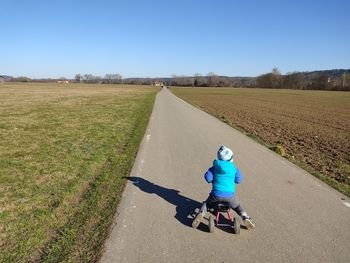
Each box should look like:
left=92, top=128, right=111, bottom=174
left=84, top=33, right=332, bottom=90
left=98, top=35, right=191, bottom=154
left=1, top=0, right=349, bottom=78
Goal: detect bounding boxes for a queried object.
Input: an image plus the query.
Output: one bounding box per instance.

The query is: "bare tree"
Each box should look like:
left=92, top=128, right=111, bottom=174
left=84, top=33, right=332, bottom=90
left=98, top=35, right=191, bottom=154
left=82, top=74, right=93, bottom=83
left=272, top=67, right=280, bottom=75
left=341, top=72, right=350, bottom=90
left=195, top=76, right=209, bottom=87
left=115, top=74, right=123, bottom=84
left=257, top=67, right=282, bottom=88
left=103, top=74, right=122, bottom=84
left=207, top=72, right=219, bottom=87
left=317, top=75, right=331, bottom=90
left=271, top=67, right=282, bottom=88
left=75, top=74, right=82, bottom=83
left=194, top=73, right=201, bottom=87
left=171, top=74, right=193, bottom=86
left=283, top=72, right=304, bottom=89
left=104, top=74, right=113, bottom=83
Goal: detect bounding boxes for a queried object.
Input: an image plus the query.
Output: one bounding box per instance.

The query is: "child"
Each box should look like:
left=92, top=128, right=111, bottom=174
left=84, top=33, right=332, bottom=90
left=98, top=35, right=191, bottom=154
left=192, top=145, right=255, bottom=229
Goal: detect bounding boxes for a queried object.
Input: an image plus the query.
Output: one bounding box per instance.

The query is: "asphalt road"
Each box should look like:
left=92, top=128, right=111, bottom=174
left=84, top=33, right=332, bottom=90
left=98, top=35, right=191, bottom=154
left=100, top=88, right=350, bottom=263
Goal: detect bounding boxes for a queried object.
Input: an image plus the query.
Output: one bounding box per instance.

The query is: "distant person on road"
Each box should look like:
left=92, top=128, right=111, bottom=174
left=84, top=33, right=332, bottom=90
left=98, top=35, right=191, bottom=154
left=192, top=145, right=255, bottom=229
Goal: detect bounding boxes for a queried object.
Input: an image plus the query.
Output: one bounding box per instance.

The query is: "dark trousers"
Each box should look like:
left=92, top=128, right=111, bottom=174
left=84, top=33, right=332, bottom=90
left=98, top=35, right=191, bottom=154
left=200, top=194, right=244, bottom=216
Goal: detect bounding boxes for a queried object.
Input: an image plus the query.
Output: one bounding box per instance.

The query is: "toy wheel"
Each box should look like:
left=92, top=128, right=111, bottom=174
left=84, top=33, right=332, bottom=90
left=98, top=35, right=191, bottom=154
left=209, top=216, right=215, bottom=233
left=233, top=217, right=240, bottom=234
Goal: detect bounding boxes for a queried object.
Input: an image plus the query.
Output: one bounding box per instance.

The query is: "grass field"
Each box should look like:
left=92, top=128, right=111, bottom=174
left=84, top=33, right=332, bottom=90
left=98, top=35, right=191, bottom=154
left=0, top=83, right=158, bottom=262
left=171, top=87, right=350, bottom=197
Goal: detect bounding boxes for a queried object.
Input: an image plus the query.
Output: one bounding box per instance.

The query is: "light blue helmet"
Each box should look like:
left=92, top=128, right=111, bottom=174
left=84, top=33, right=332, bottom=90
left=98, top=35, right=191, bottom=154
left=217, top=145, right=233, bottom=161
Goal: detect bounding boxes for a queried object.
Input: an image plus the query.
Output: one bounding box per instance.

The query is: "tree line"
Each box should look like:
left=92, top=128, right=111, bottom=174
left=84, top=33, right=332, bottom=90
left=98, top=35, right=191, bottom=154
left=74, top=73, right=123, bottom=84
left=255, top=68, right=350, bottom=91
left=6, top=74, right=124, bottom=84
left=5, top=68, right=350, bottom=91
left=163, top=69, right=350, bottom=91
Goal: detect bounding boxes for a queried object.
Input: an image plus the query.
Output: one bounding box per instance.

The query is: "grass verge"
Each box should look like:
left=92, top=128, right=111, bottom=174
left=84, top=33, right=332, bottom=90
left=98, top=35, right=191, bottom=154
left=0, top=83, right=158, bottom=262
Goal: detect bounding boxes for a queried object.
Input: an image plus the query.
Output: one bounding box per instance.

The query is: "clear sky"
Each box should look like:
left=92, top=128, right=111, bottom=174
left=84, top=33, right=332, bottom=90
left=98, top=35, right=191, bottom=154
left=1, top=0, right=349, bottom=78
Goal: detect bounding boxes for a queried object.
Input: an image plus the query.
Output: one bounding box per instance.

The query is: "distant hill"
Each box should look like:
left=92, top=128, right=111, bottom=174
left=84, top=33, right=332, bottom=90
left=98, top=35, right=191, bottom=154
left=0, top=75, right=13, bottom=81
left=303, top=69, right=350, bottom=81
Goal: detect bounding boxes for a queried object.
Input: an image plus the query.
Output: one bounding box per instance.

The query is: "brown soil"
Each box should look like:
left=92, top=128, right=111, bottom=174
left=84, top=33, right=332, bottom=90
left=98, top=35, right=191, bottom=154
left=172, top=88, right=350, bottom=185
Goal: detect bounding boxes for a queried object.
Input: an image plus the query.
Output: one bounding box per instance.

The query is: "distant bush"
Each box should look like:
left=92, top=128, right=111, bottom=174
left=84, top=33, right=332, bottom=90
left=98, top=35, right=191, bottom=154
left=10, top=76, right=32, bottom=82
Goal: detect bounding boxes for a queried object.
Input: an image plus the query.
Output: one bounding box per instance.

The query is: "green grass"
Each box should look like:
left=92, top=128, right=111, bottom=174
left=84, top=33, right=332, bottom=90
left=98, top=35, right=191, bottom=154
left=0, top=83, right=158, bottom=262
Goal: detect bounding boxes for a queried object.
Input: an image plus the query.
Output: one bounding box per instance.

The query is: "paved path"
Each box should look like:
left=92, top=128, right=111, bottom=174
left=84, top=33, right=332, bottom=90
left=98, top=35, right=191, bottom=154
left=100, top=88, right=350, bottom=263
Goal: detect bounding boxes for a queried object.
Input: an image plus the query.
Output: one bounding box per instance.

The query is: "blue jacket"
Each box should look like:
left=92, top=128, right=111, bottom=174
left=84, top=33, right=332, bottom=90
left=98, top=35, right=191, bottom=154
left=204, top=159, right=243, bottom=198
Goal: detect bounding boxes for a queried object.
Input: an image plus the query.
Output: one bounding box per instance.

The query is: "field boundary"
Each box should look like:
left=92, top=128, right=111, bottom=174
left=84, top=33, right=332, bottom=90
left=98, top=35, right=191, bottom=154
left=170, top=88, right=350, bottom=198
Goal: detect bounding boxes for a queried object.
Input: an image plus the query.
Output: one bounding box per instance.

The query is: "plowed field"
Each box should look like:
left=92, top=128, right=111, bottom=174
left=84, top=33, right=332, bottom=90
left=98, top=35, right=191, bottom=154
left=171, top=88, right=350, bottom=188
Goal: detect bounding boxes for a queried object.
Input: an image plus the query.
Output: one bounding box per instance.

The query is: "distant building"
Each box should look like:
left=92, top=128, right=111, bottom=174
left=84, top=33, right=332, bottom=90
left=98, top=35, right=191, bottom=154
left=153, top=80, right=164, bottom=87
left=57, top=80, right=69, bottom=84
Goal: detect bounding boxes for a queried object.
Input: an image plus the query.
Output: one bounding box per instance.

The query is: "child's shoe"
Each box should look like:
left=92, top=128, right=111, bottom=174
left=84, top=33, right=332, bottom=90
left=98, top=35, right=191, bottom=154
left=241, top=213, right=255, bottom=229
left=192, top=212, right=205, bottom=229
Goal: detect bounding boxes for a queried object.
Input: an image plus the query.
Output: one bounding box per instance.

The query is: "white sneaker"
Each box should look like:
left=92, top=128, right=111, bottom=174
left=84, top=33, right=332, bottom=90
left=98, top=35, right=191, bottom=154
left=242, top=215, right=255, bottom=229
left=192, top=212, right=205, bottom=229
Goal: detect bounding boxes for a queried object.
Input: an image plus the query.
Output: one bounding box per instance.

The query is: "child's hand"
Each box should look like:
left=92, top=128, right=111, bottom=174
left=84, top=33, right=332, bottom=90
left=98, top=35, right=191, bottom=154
left=204, top=167, right=214, bottom=183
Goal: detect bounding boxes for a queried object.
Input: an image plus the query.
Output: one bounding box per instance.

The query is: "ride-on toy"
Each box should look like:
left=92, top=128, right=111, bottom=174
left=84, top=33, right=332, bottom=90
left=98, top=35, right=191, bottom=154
left=207, top=202, right=240, bottom=234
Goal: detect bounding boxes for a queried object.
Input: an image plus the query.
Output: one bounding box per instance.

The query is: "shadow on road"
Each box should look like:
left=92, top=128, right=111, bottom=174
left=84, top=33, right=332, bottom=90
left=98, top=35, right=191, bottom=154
left=127, top=176, right=208, bottom=232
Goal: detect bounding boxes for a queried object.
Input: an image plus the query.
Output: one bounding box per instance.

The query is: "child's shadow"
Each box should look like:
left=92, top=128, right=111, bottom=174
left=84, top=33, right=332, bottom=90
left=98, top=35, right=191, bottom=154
left=127, top=176, right=207, bottom=232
